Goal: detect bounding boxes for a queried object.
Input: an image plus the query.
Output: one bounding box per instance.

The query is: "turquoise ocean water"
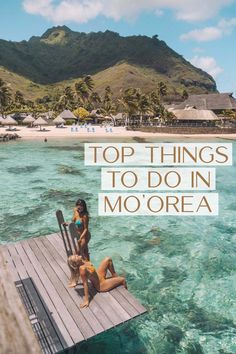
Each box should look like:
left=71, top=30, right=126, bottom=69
left=0, top=138, right=236, bottom=354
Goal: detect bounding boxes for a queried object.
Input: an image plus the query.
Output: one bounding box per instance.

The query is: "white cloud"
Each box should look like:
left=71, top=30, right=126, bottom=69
left=181, top=16, right=236, bottom=42
left=193, top=47, right=204, bottom=53
left=23, top=0, right=103, bottom=23
left=180, top=27, right=222, bottom=41
left=22, top=0, right=233, bottom=24
left=218, top=17, right=236, bottom=32
left=190, top=55, right=223, bottom=78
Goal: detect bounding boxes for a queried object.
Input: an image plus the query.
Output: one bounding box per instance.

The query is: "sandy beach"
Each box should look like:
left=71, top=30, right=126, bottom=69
left=1, top=125, right=236, bottom=140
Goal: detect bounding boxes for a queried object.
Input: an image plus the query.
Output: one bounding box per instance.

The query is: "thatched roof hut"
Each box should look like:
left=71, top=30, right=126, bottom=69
left=58, top=110, right=76, bottom=120
left=53, top=116, right=66, bottom=125
left=171, top=108, right=218, bottom=121
left=33, top=117, right=48, bottom=130
left=2, top=116, right=18, bottom=126
left=33, top=117, right=48, bottom=125
left=176, top=93, right=236, bottom=111
left=23, top=115, right=35, bottom=124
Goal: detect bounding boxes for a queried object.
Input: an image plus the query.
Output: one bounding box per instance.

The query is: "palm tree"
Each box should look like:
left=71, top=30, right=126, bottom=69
left=138, top=93, right=152, bottom=125
left=74, top=80, right=89, bottom=105
left=0, top=79, right=12, bottom=117
left=157, top=81, right=168, bottom=99
left=118, top=88, right=140, bottom=125
left=101, top=86, right=116, bottom=120
left=74, top=76, right=95, bottom=106
left=14, top=90, right=25, bottom=106
left=157, top=102, right=174, bottom=125
left=90, top=92, right=101, bottom=109
left=149, top=91, right=163, bottom=124
left=83, top=75, right=94, bottom=92
left=55, top=86, right=75, bottom=111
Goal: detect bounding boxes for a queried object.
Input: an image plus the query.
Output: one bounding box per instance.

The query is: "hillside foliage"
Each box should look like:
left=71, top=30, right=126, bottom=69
left=0, top=26, right=216, bottom=94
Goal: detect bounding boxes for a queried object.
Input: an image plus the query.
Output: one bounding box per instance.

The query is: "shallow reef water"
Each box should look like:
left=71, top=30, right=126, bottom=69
left=0, top=138, right=236, bottom=353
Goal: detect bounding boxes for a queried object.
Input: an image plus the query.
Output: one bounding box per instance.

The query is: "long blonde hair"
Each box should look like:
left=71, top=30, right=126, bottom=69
left=68, top=255, right=82, bottom=270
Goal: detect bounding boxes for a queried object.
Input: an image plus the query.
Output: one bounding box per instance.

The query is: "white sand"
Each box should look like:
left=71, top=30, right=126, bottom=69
left=1, top=125, right=236, bottom=140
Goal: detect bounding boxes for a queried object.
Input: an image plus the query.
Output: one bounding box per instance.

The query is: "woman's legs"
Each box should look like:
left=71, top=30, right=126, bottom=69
left=79, top=232, right=91, bottom=261
left=96, top=257, right=118, bottom=280
left=80, top=238, right=90, bottom=261
left=96, top=257, right=127, bottom=291
left=99, top=276, right=127, bottom=292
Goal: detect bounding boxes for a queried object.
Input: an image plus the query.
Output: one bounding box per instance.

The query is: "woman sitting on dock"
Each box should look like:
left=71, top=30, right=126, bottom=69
left=71, top=198, right=91, bottom=261
left=68, top=255, right=127, bottom=308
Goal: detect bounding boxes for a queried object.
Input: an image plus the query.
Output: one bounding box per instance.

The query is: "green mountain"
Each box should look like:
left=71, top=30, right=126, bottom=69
left=0, top=26, right=217, bottom=98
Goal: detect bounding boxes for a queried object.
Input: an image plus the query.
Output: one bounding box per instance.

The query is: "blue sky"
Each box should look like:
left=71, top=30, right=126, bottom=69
left=0, top=0, right=236, bottom=95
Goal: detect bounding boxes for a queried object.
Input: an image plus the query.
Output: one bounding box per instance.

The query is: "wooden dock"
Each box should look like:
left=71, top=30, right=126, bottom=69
left=0, top=233, right=147, bottom=354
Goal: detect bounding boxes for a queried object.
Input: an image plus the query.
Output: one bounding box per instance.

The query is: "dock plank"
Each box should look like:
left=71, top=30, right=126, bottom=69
left=41, top=236, right=114, bottom=331
left=28, top=238, right=96, bottom=340
left=49, top=232, right=134, bottom=323
left=0, top=232, right=147, bottom=354
left=46, top=232, right=67, bottom=258
left=117, top=287, right=147, bottom=314
left=21, top=240, right=84, bottom=344
left=7, top=243, right=28, bottom=279
left=35, top=237, right=105, bottom=335
left=7, top=244, right=67, bottom=354
left=1, top=245, right=20, bottom=282
left=45, top=233, right=127, bottom=326
left=110, top=287, right=140, bottom=318
left=15, top=241, right=74, bottom=348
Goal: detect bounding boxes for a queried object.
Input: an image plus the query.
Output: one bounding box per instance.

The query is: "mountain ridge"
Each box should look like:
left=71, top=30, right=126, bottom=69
left=0, top=27, right=217, bottom=97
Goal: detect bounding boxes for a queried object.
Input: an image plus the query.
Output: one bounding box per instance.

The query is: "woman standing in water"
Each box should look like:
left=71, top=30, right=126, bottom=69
left=72, top=199, right=91, bottom=261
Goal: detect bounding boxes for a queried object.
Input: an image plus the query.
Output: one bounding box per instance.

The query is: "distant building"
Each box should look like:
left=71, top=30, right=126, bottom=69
left=89, top=109, right=104, bottom=123
left=175, top=93, right=236, bottom=113
left=90, top=109, right=102, bottom=117
left=169, top=108, right=219, bottom=126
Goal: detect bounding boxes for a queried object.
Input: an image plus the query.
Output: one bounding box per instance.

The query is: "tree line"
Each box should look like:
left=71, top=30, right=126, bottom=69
left=0, top=76, right=189, bottom=123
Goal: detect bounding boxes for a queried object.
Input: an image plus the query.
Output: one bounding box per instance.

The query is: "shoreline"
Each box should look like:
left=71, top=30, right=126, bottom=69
left=1, top=125, right=236, bottom=140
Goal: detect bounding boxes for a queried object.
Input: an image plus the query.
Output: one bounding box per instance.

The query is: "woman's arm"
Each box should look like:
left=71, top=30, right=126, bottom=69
left=79, top=215, right=89, bottom=241
left=72, top=208, right=78, bottom=222
left=79, top=266, right=89, bottom=308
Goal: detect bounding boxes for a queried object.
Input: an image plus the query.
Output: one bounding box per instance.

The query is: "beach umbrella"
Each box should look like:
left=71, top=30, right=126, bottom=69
left=23, top=115, right=35, bottom=125
left=33, top=117, right=48, bottom=131
left=53, top=116, right=66, bottom=125
left=2, top=116, right=18, bottom=129
left=58, top=109, right=76, bottom=120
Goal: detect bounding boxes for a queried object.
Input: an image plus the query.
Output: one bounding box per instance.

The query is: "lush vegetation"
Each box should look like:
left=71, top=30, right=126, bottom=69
left=0, top=26, right=216, bottom=93
left=0, top=63, right=201, bottom=103
left=0, top=27, right=220, bottom=125
left=0, top=75, right=175, bottom=124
